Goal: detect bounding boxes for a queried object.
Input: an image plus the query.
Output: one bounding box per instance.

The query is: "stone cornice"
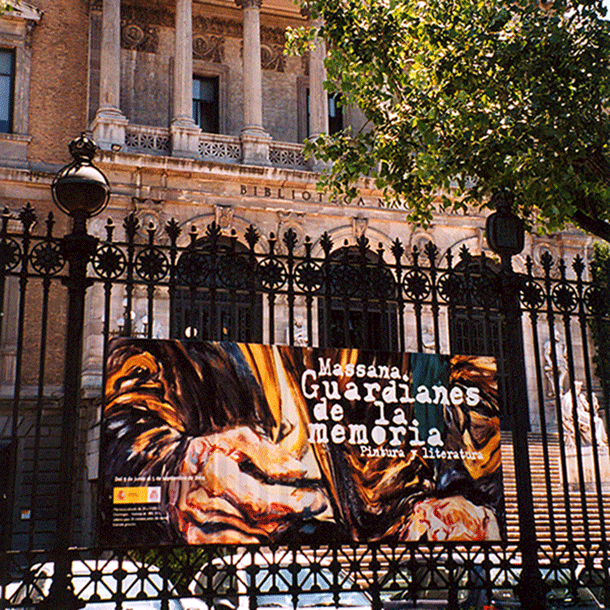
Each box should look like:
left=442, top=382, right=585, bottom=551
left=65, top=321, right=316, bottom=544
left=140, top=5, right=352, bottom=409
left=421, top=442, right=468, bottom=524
left=2, top=0, right=43, bottom=22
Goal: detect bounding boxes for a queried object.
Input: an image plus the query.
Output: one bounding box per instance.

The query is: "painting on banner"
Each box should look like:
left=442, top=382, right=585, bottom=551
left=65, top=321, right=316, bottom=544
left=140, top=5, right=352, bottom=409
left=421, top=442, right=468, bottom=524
left=99, top=339, right=505, bottom=545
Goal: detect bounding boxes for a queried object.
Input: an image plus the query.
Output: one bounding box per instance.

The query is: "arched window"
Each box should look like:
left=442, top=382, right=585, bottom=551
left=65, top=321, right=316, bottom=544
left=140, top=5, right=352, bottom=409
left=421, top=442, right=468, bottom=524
left=171, top=234, right=262, bottom=343
left=447, top=253, right=523, bottom=429
left=318, top=246, right=398, bottom=351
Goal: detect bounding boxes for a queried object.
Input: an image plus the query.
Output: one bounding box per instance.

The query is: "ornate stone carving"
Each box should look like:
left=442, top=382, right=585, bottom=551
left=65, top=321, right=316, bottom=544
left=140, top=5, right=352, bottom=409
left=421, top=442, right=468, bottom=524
left=287, top=315, right=308, bottom=347
left=193, top=35, right=225, bottom=63
left=120, top=5, right=172, bottom=53
left=562, top=381, right=609, bottom=448
left=544, top=329, right=568, bottom=397
left=122, top=22, right=158, bottom=52
left=409, top=229, right=435, bottom=257
left=191, top=17, right=287, bottom=73
left=352, top=216, right=368, bottom=240
left=193, top=16, right=242, bottom=38
left=261, top=43, right=285, bottom=72
left=25, top=20, right=36, bottom=49
left=131, top=197, right=168, bottom=244
left=533, top=242, right=560, bottom=272
left=275, top=211, right=305, bottom=254
left=261, top=25, right=286, bottom=46
left=215, top=205, right=234, bottom=229
left=122, top=3, right=173, bottom=27
left=235, top=0, right=262, bottom=8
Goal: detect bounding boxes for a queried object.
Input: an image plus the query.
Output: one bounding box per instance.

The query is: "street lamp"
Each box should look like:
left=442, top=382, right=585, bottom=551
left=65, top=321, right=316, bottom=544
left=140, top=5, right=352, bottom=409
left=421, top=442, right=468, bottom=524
left=485, top=189, right=546, bottom=610
left=52, top=132, right=110, bottom=224
left=485, top=189, right=525, bottom=270
left=43, top=134, right=109, bottom=610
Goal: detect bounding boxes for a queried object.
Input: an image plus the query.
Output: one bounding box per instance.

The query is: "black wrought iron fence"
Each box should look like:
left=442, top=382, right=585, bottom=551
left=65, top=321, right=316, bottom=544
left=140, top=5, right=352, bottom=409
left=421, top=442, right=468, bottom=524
left=0, top=204, right=609, bottom=609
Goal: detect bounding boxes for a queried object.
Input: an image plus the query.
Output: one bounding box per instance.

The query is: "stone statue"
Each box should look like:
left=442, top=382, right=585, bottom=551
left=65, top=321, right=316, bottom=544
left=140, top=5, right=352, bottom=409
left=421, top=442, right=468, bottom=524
left=290, top=315, right=308, bottom=347
left=561, top=381, right=608, bottom=448
left=422, top=326, right=436, bottom=352
left=544, top=329, right=568, bottom=397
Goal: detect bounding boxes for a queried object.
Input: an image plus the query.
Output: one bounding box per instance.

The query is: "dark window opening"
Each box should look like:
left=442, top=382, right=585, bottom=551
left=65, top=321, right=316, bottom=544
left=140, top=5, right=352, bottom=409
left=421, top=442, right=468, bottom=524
left=323, top=306, right=397, bottom=352
left=448, top=258, right=522, bottom=430
left=0, top=49, right=14, bottom=134
left=172, top=237, right=262, bottom=343
left=305, top=90, right=344, bottom=137
left=0, top=441, right=12, bottom=540
left=193, top=76, right=219, bottom=134
left=328, top=93, right=343, bottom=135
left=319, top=247, right=397, bottom=352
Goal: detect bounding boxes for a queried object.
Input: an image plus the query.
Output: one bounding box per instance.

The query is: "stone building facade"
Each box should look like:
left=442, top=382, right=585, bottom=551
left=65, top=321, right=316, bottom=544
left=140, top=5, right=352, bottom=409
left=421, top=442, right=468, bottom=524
left=0, top=0, right=601, bottom=550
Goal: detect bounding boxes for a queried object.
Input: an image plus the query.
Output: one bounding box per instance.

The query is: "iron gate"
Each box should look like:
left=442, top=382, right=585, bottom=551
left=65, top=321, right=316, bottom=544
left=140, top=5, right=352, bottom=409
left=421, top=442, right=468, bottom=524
left=0, top=203, right=608, bottom=609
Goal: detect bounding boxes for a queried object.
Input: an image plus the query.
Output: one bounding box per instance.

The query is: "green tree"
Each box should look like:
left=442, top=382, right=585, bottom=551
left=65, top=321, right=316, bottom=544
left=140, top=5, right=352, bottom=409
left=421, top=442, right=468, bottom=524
left=0, top=1, right=15, bottom=15
left=287, top=0, right=610, bottom=240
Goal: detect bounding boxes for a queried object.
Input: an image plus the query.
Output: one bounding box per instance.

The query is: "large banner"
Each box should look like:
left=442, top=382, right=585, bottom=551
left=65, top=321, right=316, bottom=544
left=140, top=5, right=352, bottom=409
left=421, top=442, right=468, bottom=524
left=100, top=339, right=505, bottom=545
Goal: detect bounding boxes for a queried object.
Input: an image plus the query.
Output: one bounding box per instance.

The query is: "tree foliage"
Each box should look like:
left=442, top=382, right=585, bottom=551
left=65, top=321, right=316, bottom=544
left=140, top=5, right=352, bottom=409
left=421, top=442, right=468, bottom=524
left=0, top=1, right=16, bottom=16
left=286, top=0, right=610, bottom=239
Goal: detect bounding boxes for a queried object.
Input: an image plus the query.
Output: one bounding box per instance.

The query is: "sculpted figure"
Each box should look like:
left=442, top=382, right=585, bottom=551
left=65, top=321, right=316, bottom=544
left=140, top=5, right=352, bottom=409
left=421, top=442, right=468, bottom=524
left=562, top=381, right=608, bottom=448
left=544, top=329, right=568, bottom=397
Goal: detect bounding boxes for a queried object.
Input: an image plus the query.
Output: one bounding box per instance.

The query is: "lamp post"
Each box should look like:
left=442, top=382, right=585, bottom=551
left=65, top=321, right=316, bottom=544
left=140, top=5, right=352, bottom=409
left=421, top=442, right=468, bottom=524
left=43, top=134, right=109, bottom=610
left=486, top=190, right=546, bottom=610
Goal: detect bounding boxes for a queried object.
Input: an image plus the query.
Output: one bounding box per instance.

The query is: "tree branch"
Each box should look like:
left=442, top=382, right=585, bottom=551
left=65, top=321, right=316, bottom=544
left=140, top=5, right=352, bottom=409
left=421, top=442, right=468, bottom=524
left=571, top=209, right=610, bottom=243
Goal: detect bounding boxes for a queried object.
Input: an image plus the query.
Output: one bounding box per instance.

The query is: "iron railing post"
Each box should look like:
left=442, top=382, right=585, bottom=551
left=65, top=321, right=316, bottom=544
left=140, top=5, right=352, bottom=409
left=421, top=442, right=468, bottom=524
left=499, top=256, right=546, bottom=609
left=486, top=189, right=545, bottom=609
left=41, top=210, right=97, bottom=610
left=43, top=134, right=108, bottom=610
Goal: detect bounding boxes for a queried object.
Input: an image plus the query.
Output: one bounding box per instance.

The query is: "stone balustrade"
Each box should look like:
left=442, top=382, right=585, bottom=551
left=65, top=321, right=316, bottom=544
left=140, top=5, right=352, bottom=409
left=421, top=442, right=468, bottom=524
left=123, top=124, right=310, bottom=171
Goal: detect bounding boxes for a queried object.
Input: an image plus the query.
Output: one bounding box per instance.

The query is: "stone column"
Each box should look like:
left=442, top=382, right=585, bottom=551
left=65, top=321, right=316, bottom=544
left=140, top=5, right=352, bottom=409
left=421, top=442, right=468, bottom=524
left=236, top=0, right=271, bottom=165
left=91, top=0, right=128, bottom=151
left=308, top=19, right=329, bottom=171
left=170, top=0, right=201, bottom=158
left=308, top=20, right=328, bottom=140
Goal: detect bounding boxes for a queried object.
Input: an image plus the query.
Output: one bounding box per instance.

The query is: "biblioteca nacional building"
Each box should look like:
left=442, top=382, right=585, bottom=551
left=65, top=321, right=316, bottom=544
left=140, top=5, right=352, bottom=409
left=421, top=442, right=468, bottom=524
left=0, top=0, right=607, bottom=550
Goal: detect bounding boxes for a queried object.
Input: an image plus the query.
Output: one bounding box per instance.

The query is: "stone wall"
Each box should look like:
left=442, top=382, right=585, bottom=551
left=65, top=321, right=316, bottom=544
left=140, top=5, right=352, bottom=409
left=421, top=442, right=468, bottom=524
left=27, top=0, right=91, bottom=165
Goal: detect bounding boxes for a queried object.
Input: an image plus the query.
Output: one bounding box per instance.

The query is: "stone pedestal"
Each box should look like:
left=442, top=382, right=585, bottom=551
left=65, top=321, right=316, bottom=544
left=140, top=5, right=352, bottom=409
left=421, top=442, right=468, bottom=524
left=91, top=110, right=128, bottom=151
left=564, top=445, right=610, bottom=491
left=170, top=119, right=202, bottom=159
left=241, top=128, right=271, bottom=165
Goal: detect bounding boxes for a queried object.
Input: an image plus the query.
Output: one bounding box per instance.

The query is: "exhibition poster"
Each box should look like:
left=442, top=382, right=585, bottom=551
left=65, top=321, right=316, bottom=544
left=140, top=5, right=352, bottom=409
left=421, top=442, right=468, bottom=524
left=99, top=339, right=504, bottom=545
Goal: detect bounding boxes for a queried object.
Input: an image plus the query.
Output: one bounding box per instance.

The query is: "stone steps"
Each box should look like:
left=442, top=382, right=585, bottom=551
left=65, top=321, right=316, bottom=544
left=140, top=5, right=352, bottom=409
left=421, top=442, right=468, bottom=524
left=501, top=431, right=610, bottom=544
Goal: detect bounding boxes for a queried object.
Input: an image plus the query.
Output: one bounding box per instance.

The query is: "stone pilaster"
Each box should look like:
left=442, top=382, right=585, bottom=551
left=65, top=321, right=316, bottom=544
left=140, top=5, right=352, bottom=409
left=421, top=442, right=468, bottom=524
left=236, top=0, right=271, bottom=165
left=170, top=0, right=201, bottom=159
left=91, top=0, right=128, bottom=151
